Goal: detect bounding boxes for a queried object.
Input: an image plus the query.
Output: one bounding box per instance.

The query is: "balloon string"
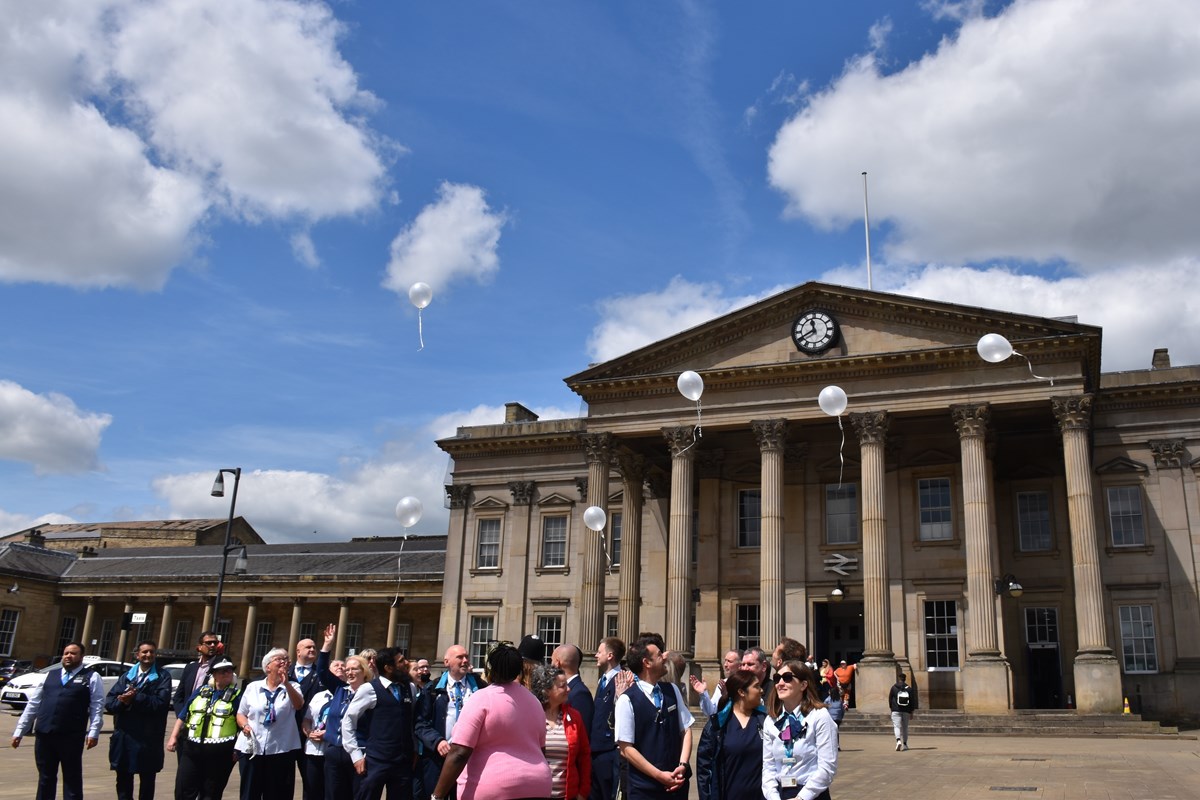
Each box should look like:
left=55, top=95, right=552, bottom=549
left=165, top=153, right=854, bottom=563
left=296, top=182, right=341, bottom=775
left=679, top=399, right=703, bottom=454
left=601, top=532, right=612, bottom=576
left=1013, top=350, right=1053, bottom=385
left=417, top=309, right=425, bottom=351
left=837, top=415, right=845, bottom=489
left=391, top=535, right=407, bottom=608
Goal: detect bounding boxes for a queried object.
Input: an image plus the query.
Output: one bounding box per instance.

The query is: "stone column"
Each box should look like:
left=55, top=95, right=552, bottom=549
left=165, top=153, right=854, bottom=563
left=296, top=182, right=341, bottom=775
left=240, top=598, right=260, bottom=676
left=505, top=480, right=536, bottom=637
left=200, top=596, right=215, bottom=635
left=80, top=597, right=97, bottom=651
left=663, top=426, right=697, bottom=656
left=288, top=598, right=305, bottom=653
left=387, top=603, right=401, bottom=649
left=952, top=404, right=1012, bottom=712
left=752, top=419, right=788, bottom=649
left=580, top=433, right=616, bottom=658
left=116, top=598, right=136, bottom=664
left=439, top=484, right=472, bottom=653
left=849, top=411, right=895, bottom=713
left=1150, top=439, right=1200, bottom=678
left=617, top=453, right=647, bottom=647
left=335, top=598, right=353, bottom=659
left=157, top=597, right=176, bottom=651
left=1053, top=395, right=1122, bottom=713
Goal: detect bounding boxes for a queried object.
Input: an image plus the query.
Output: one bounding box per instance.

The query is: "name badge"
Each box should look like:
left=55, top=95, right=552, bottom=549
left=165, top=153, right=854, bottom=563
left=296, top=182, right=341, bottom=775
left=782, top=756, right=796, bottom=767
left=781, top=776, right=799, bottom=788
left=666, top=703, right=677, bottom=713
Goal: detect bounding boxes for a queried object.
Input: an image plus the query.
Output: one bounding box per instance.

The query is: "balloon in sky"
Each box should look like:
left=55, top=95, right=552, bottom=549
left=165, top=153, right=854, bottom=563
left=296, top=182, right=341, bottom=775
left=818, top=385, right=848, bottom=417
left=408, top=282, right=433, bottom=309
left=977, top=333, right=1014, bottom=364
left=583, top=505, right=607, bottom=532
left=677, top=370, right=704, bottom=402
left=395, top=496, right=423, bottom=529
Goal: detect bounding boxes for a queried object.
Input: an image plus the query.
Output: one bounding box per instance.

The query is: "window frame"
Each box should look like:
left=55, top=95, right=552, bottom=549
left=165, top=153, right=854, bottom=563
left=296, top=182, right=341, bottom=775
left=539, top=514, right=569, bottom=570
left=475, top=517, right=503, bottom=570
left=535, top=615, right=563, bottom=665
left=1016, top=490, right=1054, bottom=552
left=0, top=609, right=19, bottom=657
left=394, top=623, right=412, bottom=655
left=1118, top=604, right=1159, bottom=674
left=173, top=619, right=192, bottom=652
left=917, top=477, right=954, bottom=542
left=825, top=482, right=860, bottom=545
left=1106, top=485, right=1147, bottom=547
left=609, top=511, right=622, bottom=568
left=923, top=599, right=960, bottom=671
left=735, top=604, right=760, bottom=653
left=252, top=621, right=274, bottom=666
left=738, top=489, right=762, bottom=549
left=56, top=616, right=79, bottom=654
left=468, top=615, right=495, bottom=669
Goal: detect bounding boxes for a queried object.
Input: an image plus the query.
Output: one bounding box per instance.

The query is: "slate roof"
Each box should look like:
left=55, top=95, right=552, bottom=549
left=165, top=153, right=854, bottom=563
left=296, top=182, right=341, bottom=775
left=0, top=542, right=77, bottom=579
left=59, top=536, right=447, bottom=582
left=6, top=519, right=228, bottom=536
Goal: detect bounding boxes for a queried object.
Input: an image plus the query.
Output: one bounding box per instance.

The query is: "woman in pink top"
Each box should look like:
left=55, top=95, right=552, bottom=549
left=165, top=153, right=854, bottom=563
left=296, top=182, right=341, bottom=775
left=431, top=642, right=552, bottom=800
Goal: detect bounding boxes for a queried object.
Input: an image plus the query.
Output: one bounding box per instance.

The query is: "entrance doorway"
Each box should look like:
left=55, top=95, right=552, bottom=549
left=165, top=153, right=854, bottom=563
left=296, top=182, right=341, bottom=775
left=1024, top=607, right=1063, bottom=708
left=813, top=601, right=865, bottom=666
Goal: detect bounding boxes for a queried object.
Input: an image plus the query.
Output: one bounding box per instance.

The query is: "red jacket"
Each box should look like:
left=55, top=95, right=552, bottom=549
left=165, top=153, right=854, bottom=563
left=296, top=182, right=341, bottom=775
left=561, top=703, right=592, bottom=799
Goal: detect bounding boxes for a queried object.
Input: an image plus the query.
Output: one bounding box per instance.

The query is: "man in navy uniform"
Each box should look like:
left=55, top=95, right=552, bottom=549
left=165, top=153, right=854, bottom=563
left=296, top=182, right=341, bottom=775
left=414, top=644, right=485, bottom=799
left=615, top=635, right=694, bottom=799
left=342, top=646, right=417, bottom=800
left=590, top=637, right=626, bottom=800
left=552, top=644, right=595, bottom=732
left=11, top=642, right=106, bottom=800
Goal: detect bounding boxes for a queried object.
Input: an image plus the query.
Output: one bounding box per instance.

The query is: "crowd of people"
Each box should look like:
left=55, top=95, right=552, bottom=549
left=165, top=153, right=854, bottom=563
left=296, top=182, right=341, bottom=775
left=10, top=629, right=919, bottom=800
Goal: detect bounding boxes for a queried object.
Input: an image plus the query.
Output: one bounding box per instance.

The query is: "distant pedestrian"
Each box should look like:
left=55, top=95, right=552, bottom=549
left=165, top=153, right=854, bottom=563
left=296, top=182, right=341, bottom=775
left=888, top=674, right=918, bottom=751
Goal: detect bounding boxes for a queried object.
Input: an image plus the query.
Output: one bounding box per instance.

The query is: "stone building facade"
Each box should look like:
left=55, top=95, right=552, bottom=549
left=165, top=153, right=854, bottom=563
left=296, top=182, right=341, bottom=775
left=435, top=283, right=1200, bottom=722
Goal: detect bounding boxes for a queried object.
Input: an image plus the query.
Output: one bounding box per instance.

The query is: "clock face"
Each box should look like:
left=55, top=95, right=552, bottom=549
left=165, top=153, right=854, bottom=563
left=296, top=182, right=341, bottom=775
left=792, top=310, right=839, bottom=354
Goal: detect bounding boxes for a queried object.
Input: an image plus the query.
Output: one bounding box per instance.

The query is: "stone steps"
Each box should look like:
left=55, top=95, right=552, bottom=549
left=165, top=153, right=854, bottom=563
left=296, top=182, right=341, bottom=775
left=837, top=710, right=1182, bottom=738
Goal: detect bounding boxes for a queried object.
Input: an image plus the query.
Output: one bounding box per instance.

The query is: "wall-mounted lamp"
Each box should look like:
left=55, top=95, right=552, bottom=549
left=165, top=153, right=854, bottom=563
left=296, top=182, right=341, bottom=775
left=994, top=573, right=1024, bottom=598
left=6, top=582, right=17, bottom=594
left=830, top=580, right=846, bottom=603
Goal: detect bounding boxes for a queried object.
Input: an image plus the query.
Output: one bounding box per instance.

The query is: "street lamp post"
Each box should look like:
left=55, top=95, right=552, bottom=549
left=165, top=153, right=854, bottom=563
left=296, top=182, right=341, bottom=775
left=211, top=468, right=248, bottom=630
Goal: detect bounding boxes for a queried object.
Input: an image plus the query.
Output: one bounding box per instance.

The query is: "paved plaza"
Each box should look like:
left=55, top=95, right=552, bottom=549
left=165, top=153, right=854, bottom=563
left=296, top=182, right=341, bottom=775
left=2, top=713, right=1198, bottom=800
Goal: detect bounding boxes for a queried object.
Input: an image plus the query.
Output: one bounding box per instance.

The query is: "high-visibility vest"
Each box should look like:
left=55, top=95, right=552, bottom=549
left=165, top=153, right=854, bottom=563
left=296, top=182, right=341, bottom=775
left=185, top=686, right=239, bottom=744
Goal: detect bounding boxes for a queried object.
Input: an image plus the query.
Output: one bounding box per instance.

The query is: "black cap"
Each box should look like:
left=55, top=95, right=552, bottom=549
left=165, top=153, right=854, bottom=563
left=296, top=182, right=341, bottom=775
left=517, top=634, right=545, bottom=662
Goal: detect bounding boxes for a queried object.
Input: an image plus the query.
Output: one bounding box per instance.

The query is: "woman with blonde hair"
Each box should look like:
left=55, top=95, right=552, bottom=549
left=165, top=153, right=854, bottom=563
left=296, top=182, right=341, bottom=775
left=761, top=662, right=837, bottom=800
left=321, top=653, right=374, bottom=800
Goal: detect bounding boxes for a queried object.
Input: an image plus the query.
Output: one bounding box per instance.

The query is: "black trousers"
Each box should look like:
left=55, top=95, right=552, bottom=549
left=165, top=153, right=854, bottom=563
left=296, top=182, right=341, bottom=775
left=34, top=731, right=86, bottom=800
left=116, top=768, right=158, bottom=800
left=238, top=751, right=296, bottom=800
left=353, top=755, right=411, bottom=800
left=174, top=740, right=236, bottom=800
left=323, top=746, right=359, bottom=800
left=589, top=749, right=619, bottom=800
left=303, top=754, right=326, bottom=800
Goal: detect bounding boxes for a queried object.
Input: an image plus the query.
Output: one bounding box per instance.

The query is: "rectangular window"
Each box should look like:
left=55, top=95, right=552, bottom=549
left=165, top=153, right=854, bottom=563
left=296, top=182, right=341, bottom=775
left=214, top=619, right=232, bottom=647
left=605, top=614, right=618, bottom=638
left=476, top=518, right=501, bottom=569
left=394, top=623, right=412, bottom=655
left=173, top=620, right=192, bottom=652
left=57, top=616, right=78, bottom=653
left=918, top=478, right=953, bottom=541
left=345, top=622, right=364, bottom=654
left=826, top=483, right=859, bottom=545
left=1108, top=486, right=1146, bottom=546
left=468, top=616, right=495, bottom=668
left=610, top=512, right=622, bottom=567
left=299, top=622, right=317, bottom=643
left=738, top=490, right=761, bottom=548
left=1119, top=605, right=1158, bottom=673
left=736, top=604, right=760, bottom=653
left=1024, top=607, right=1059, bottom=645
left=541, top=516, right=568, bottom=568
left=98, top=620, right=114, bottom=660
left=536, top=615, right=563, bottom=665
left=0, top=609, right=18, bottom=657
left=252, top=622, right=274, bottom=666
left=1017, top=491, right=1053, bottom=552
left=924, top=600, right=959, bottom=669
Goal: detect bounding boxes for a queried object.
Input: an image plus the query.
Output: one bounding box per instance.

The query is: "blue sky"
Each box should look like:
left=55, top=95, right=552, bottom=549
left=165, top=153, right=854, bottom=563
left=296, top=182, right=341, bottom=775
left=3, top=0, right=1199, bottom=542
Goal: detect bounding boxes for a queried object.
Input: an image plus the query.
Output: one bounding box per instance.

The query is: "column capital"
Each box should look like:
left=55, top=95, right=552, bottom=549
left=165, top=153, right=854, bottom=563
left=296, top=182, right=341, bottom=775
left=337, top=596, right=354, bottom=607
left=751, top=419, right=789, bottom=452
left=575, top=477, right=589, bottom=501
left=849, top=411, right=890, bottom=446
left=1149, top=438, right=1186, bottom=469
left=446, top=483, right=472, bottom=509
left=289, top=597, right=307, bottom=607
left=695, top=449, right=725, bottom=479
left=662, top=426, right=697, bottom=458
left=161, top=595, right=177, bottom=605
left=951, top=403, right=991, bottom=439
left=508, top=480, right=536, bottom=506
left=617, top=452, right=648, bottom=484
left=85, top=596, right=98, bottom=605
left=244, top=596, right=262, bottom=606
left=1052, top=394, right=1093, bottom=432
left=579, top=432, right=617, bottom=464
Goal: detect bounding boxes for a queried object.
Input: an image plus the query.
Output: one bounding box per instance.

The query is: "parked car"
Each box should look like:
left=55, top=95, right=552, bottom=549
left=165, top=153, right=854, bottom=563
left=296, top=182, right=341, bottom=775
left=1, top=656, right=133, bottom=711
left=0, top=659, right=33, bottom=691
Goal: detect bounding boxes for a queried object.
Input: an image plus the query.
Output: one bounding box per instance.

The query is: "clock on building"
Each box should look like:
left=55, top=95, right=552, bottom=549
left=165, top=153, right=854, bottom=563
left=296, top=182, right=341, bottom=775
left=791, top=309, right=840, bottom=354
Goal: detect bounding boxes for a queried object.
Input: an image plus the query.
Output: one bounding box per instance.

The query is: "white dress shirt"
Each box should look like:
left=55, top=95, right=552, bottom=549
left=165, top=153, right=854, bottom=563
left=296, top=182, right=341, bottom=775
left=614, top=679, right=693, bottom=745
left=12, top=666, right=105, bottom=739
left=761, top=705, right=838, bottom=800
left=235, top=679, right=302, bottom=755
left=341, top=676, right=414, bottom=763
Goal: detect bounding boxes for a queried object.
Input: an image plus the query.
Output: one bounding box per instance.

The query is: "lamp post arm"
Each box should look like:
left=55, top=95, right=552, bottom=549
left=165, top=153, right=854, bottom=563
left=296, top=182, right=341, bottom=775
left=212, top=468, right=242, bottom=627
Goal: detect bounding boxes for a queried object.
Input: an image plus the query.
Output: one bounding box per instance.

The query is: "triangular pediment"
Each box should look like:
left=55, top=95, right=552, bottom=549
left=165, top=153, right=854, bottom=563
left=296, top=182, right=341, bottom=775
left=1095, top=456, right=1149, bottom=475
left=567, top=282, right=1100, bottom=391
left=537, top=492, right=576, bottom=508
left=473, top=496, right=509, bottom=510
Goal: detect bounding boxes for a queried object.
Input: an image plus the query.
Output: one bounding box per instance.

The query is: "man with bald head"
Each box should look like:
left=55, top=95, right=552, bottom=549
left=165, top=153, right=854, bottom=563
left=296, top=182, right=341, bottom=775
left=551, top=643, right=595, bottom=731
left=414, top=644, right=486, bottom=799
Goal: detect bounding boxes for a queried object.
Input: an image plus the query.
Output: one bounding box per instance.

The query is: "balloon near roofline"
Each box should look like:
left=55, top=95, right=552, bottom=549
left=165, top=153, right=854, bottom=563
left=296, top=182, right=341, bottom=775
left=392, top=495, right=423, bottom=607
left=976, top=333, right=1054, bottom=385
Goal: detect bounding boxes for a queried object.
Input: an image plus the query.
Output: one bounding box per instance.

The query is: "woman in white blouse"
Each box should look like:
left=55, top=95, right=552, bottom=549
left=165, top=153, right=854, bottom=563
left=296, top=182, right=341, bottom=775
left=235, top=647, right=304, bottom=800
left=761, top=662, right=838, bottom=800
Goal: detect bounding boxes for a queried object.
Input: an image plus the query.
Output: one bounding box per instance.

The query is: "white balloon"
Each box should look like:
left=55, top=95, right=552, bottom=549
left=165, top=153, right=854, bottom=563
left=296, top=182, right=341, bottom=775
left=395, top=496, right=423, bottom=528
left=977, top=333, right=1013, bottom=363
left=408, top=282, right=433, bottom=310
left=677, top=370, right=704, bottom=402
left=818, top=385, right=848, bottom=417
left=583, top=505, right=607, bottom=532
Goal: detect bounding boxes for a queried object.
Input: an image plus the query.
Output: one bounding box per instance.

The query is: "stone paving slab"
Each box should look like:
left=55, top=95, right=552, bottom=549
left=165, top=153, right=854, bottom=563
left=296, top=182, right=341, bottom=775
left=2, top=711, right=1198, bottom=799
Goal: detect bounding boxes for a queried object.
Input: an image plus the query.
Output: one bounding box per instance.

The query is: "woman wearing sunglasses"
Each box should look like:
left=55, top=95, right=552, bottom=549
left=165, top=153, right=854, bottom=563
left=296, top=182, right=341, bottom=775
left=696, top=669, right=767, bottom=800
left=761, top=662, right=837, bottom=800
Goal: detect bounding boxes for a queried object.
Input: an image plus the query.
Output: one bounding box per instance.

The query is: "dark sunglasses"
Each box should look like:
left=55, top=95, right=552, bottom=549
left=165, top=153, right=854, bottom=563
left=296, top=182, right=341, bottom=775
left=201, top=641, right=220, bottom=647
left=776, top=672, right=800, bottom=684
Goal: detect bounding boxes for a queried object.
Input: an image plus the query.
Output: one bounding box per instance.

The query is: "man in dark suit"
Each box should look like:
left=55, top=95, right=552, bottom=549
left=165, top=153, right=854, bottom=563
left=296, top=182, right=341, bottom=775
left=170, top=630, right=221, bottom=717
left=414, top=644, right=486, bottom=799
left=590, top=636, right=626, bottom=800
left=552, top=644, right=595, bottom=732
left=11, top=642, right=106, bottom=800
left=289, top=635, right=324, bottom=800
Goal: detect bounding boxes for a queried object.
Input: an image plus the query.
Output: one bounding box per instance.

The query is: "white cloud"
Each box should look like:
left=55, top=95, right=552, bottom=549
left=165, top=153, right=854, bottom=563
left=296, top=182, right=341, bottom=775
left=587, top=276, right=781, bottom=363
left=921, top=0, right=988, bottom=23
left=0, top=0, right=388, bottom=289
left=383, top=183, right=507, bottom=296
left=0, top=509, right=77, bottom=537
left=290, top=231, right=320, bottom=269
left=0, top=381, right=112, bottom=474
left=867, top=17, right=893, bottom=54
left=768, top=0, right=1200, bottom=271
